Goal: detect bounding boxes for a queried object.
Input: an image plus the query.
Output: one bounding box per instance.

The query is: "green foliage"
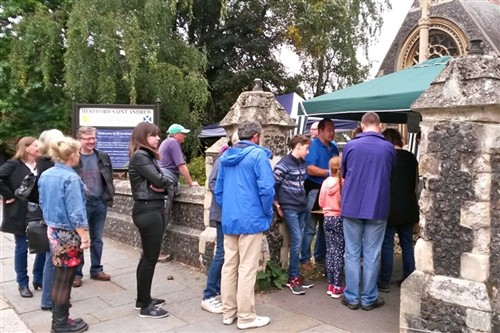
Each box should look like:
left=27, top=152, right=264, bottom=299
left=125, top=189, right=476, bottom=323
left=256, top=260, right=288, bottom=291
left=176, top=0, right=301, bottom=124
left=1, top=0, right=389, bottom=149
left=273, top=0, right=390, bottom=97
left=0, top=2, right=70, bottom=142
left=186, top=156, right=207, bottom=186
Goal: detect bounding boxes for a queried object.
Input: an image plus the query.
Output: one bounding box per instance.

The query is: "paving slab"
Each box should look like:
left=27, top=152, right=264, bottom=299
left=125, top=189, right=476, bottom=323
left=1, top=230, right=403, bottom=333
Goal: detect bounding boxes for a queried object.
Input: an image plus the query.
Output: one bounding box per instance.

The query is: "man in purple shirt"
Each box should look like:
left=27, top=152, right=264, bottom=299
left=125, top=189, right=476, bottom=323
left=340, top=112, right=396, bottom=311
left=158, top=124, right=199, bottom=191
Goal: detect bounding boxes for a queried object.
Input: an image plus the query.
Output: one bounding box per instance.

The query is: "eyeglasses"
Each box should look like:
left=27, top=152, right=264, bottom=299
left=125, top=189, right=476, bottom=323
left=80, top=137, right=96, bottom=141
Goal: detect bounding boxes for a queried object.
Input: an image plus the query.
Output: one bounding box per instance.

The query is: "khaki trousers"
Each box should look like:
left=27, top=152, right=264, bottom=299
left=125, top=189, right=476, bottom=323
left=221, top=233, right=263, bottom=324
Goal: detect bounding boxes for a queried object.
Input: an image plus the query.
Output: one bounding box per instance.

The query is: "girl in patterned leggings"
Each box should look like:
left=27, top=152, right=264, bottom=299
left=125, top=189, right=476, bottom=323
left=319, top=156, right=345, bottom=298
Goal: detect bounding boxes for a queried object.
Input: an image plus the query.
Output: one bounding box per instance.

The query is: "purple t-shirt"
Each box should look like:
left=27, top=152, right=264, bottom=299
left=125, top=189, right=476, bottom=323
left=158, top=138, right=185, bottom=177
left=341, top=132, right=396, bottom=220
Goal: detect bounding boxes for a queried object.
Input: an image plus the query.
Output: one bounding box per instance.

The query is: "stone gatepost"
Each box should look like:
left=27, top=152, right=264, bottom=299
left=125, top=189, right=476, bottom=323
left=199, top=79, right=296, bottom=272
left=400, top=53, right=500, bottom=332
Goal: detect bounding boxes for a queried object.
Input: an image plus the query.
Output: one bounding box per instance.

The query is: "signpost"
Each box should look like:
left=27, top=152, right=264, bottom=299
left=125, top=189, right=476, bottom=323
left=72, top=102, right=161, bottom=169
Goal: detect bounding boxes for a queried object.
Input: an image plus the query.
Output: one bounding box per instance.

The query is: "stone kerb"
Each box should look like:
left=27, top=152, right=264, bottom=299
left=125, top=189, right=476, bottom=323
left=400, top=54, right=500, bottom=332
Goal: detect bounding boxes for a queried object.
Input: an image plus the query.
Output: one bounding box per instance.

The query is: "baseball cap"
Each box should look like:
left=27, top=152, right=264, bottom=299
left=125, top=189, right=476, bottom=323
left=167, top=124, right=190, bottom=134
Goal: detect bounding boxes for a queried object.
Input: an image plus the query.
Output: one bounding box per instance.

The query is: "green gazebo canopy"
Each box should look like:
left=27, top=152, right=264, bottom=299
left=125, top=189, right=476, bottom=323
left=301, top=56, right=452, bottom=124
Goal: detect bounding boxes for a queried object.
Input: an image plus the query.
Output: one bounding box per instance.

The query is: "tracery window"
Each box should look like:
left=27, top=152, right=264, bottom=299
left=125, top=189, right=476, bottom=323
left=398, top=18, right=467, bottom=70
left=407, top=30, right=461, bottom=67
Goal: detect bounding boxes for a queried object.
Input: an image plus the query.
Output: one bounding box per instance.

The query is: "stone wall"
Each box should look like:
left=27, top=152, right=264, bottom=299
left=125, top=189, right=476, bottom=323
left=400, top=54, right=500, bottom=332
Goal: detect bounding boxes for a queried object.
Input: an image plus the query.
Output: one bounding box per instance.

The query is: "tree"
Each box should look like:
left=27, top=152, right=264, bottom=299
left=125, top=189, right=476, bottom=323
left=3, top=0, right=211, bottom=157
left=64, top=0, right=209, bottom=138
left=176, top=0, right=301, bottom=124
left=274, top=0, right=390, bottom=97
left=0, top=1, right=71, bottom=142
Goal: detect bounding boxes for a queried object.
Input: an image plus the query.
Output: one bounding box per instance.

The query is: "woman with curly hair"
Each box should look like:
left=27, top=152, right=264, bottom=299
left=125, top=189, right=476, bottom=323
left=38, top=136, right=90, bottom=333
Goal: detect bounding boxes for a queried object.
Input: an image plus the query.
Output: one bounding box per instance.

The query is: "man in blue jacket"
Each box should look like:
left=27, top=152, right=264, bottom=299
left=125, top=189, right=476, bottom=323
left=340, top=112, right=396, bottom=311
left=215, top=120, right=274, bottom=330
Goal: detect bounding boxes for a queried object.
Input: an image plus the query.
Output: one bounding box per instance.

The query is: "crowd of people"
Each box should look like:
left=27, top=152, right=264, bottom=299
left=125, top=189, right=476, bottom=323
left=0, top=111, right=419, bottom=331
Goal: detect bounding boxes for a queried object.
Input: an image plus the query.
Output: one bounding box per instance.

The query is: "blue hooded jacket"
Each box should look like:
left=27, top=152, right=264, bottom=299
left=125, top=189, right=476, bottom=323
left=215, top=141, right=275, bottom=235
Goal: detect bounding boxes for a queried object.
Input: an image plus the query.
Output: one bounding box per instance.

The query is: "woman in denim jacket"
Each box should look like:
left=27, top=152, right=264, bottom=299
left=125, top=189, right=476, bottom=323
left=38, top=137, right=90, bottom=333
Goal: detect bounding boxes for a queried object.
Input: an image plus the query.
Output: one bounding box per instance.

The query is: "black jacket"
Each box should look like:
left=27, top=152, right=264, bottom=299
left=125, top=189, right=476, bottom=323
left=74, top=149, right=115, bottom=207
left=0, top=159, right=30, bottom=234
left=128, top=148, right=170, bottom=201
left=388, top=149, right=419, bottom=226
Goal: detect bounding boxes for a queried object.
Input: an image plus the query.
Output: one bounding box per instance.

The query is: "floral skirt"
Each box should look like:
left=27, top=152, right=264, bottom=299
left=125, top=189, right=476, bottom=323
left=47, top=226, right=83, bottom=267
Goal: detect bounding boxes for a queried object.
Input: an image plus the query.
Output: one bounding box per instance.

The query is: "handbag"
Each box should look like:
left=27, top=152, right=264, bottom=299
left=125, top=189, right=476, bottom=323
left=26, top=219, right=49, bottom=254
left=15, top=173, right=37, bottom=201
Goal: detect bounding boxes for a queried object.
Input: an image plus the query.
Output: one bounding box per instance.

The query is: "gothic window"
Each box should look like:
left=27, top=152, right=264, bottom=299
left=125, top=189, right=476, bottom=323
left=407, top=30, right=461, bottom=67
left=398, top=18, right=467, bottom=70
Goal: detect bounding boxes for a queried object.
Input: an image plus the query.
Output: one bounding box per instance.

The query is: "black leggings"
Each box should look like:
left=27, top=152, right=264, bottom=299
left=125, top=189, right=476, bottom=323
left=132, top=200, right=166, bottom=308
left=52, top=266, right=77, bottom=305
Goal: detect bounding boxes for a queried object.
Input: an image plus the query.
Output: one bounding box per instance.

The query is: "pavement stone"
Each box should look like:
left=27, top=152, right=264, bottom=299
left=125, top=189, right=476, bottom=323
left=0, top=231, right=402, bottom=333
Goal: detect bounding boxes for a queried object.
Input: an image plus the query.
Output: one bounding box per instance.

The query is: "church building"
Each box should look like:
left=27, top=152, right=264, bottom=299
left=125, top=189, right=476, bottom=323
left=377, top=0, right=500, bottom=76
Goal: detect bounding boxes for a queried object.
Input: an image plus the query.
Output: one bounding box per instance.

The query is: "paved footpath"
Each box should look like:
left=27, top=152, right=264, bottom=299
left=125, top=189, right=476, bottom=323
left=1, top=232, right=400, bottom=333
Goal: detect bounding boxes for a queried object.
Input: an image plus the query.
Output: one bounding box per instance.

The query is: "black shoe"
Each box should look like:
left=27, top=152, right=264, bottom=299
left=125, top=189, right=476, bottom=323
left=341, top=296, right=360, bottom=310
left=33, top=281, right=43, bottom=291
left=139, top=303, right=169, bottom=319
left=41, top=306, right=52, bottom=311
left=377, top=283, right=390, bottom=293
left=18, top=286, right=33, bottom=298
left=134, top=298, right=166, bottom=310
left=51, top=304, right=88, bottom=333
left=51, top=319, right=88, bottom=333
left=361, top=297, right=385, bottom=311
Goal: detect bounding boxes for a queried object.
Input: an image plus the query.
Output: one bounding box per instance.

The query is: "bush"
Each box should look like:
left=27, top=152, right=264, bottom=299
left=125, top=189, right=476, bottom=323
left=185, top=156, right=206, bottom=186
left=256, top=260, right=288, bottom=292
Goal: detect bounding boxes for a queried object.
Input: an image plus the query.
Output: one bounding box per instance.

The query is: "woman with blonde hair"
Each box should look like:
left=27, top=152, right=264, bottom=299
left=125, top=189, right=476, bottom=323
left=128, top=122, right=171, bottom=318
left=38, top=137, right=89, bottom=333
left=0, top=136, right=44, bottom=298
left=34, top=129, right=65, bottom=311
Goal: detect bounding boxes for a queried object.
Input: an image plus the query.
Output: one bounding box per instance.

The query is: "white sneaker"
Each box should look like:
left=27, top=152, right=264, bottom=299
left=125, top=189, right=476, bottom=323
left=237, top=316, right=270, bottom=330
left=223, top=314, right=237, bottom=325
left=201, top=297, right=223, bottom=314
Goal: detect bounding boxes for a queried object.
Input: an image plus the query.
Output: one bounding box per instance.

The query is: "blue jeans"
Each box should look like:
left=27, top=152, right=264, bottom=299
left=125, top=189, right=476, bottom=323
left=343, top=217, right=386, bottom=306
left=14, top=234, right=44, bottom=287
left=77, top=198, right=107, bottom=277
left=203, top=221, right=224, bottom=300
left=41, top=251, right=54, bottom=308
left=378, top=223, right=415, bottom=286
left=300, top=189, right=325, bottom=263
left=283, top=209, right=306, bottom=279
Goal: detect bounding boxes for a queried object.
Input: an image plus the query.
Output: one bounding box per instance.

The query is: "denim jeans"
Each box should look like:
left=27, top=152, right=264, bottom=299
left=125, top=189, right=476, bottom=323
left=283, top=209, right=307, bottom=279
left=76, top=198, right=107, bottom=277
left=203, top=221, right=224, bottom=300
left=14, top=234, right=44, bottom=287
left=343, top=217, right=387, bottom=306
left=132, top=200, right=166, bottom=308
left=41, top=251, right=54, bottom=308
left=300, top=189, right=325, bottom=263
left=378, top=223, right=415, bottom=286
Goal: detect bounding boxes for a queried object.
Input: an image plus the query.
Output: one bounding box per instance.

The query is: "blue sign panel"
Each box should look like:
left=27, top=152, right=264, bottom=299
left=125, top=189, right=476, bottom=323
left=96, top=129, right=133, bottom=169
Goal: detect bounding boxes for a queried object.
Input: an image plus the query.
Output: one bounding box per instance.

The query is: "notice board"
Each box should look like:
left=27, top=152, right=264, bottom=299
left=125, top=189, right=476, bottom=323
left=73, top=103, right=161, bottom=170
